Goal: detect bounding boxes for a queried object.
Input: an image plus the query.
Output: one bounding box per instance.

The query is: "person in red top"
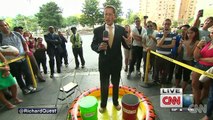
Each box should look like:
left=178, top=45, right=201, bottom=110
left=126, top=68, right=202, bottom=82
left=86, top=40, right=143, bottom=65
left=192, top=27, right=213, bottom=105
left=200, top=27, right=213, bottom=120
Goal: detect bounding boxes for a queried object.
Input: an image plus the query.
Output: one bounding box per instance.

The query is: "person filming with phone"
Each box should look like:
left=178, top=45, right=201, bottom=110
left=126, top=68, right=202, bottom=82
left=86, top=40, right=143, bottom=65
left=192, top=27, right=213, bottom=107
left=142, top=21, right=158, bottom=81
left=193, top=9, right=213, bottom=42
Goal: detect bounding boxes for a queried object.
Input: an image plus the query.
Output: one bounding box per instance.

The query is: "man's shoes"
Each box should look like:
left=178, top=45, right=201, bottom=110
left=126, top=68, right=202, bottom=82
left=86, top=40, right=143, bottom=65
left=65, top=64, right=68, bottom=67
left=27, top=85, right=34, bottom=91
left=38, top=77, right=46, bottom=82
left=27, top=86, right=37, bottom=93
left=50, top=74, right=54, bottom=78
left=81, top=65, right=85, bottom=69
left=57, top=70, right=61, bottom=73
left=44, top=71, right=47, bottom=74
left=30, top=89, right=37, bottom=93
left=75, top=66, right=79, bottom=69
left=137, top=71, right=141, bottom=76
left=114, top=104, right=121, bottom=111
left=153, top=80, right=161, bottom=85
left=124, top=66, right=128, bottom=72
left=142, top=77, right=145, bottom=81
left=22, top=88, right=31, bottom=95
left=127, top=72, right=131, bottom=79
left=99, top=107, right=106, bottom=113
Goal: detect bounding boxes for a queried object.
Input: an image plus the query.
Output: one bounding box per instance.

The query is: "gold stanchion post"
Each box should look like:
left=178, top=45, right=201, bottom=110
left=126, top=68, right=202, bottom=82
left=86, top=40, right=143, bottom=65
left=140, top=50, right=152, bottom=88
left=26, top=55, right=37, bottom=88
left=144, top=50, right=150, bottom=83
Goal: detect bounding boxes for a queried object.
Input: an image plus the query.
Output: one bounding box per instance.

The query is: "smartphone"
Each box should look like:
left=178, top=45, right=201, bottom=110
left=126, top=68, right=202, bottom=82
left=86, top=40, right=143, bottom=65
left=199, top=9, right=203, bottom=17
left=144, top=16, right=148, bottom=19
left=147, top=29, right=153, bottom=35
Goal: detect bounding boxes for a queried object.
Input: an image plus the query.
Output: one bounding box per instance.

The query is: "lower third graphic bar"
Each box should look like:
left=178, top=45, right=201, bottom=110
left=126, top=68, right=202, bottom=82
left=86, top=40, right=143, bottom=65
left=18, top=108, right=57, bottom=114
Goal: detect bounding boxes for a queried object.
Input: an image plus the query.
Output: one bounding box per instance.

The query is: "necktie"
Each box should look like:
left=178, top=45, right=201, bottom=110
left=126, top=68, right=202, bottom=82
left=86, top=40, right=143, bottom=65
left=108, top=26, right=114, bottom=48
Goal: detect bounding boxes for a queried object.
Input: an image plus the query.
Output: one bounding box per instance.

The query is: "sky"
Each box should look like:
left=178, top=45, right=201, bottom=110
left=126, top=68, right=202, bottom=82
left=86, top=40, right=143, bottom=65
left=0, top=0, right=140, bottom=18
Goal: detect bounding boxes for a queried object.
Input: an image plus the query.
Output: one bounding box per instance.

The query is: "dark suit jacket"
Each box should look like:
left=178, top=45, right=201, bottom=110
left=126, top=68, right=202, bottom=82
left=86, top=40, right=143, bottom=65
left=44, top=33, right=62, bottom=55
left=91, top=24, right=129, bottom=73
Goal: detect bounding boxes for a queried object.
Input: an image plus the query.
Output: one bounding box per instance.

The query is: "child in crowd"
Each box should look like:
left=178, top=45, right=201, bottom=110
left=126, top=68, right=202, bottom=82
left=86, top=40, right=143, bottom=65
left=0, top=52, right=23, bottom=109
left=34, top=37, right=47, bottom=74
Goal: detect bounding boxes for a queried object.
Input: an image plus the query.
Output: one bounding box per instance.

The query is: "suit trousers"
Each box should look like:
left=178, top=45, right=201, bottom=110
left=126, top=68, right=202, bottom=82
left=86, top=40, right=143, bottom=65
left=60, top=49, right=68, bottom=65
left=72, top=47, right=85, bottom=67
left=48, top=48, right=61, bottom=74
left=99, top=71, right=121, bottom=108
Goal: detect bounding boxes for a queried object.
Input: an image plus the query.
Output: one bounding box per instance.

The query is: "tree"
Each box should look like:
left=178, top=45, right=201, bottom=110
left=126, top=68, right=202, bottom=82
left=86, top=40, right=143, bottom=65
left=12, top=14, right=39, bottom=32
left=122, top=11, right=144, bottom=26
left=36, top=2, right=63, bottom=31
left=80, top=0, right=102, bottom=28
left=1, top=15, right=40, bottom=32
left=122, top=9, right=135, bottom=25
left=63, top=16, right=79, bottom=27
left=172, top=20, right=178, bottom=28
left=103, top=0, right=123, bottom=23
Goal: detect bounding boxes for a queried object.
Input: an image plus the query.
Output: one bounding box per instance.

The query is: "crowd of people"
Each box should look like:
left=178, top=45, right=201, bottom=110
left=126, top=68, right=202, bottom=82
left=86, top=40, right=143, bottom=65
left=122, top=10, right=213, bottom=120
left=91, top=5, right=213, bottom=120
left=0, top=5, right=213, bottom=120
left=0, top=20, right=86, bottom=110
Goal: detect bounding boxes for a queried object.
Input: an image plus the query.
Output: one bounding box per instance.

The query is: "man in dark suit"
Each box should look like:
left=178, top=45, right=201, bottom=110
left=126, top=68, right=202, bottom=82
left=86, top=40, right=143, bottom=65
left=44, top=26, right=62, bottom=78
left=91, top=5, right=129, bottom=113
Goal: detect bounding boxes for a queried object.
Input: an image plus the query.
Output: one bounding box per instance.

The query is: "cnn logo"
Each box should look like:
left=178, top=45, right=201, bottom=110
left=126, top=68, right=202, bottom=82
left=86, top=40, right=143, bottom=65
left=160, top=88, right=183, bottom=108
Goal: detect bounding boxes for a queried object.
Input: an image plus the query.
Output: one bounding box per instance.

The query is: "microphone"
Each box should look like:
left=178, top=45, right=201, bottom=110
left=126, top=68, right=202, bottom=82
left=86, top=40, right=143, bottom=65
left=103, top=30, right=109, bottom=55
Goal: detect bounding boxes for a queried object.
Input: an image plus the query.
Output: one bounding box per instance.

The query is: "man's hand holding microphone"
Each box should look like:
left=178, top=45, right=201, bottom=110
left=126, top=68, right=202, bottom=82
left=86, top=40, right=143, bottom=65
left=99, top=30, right=109, bottom=55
